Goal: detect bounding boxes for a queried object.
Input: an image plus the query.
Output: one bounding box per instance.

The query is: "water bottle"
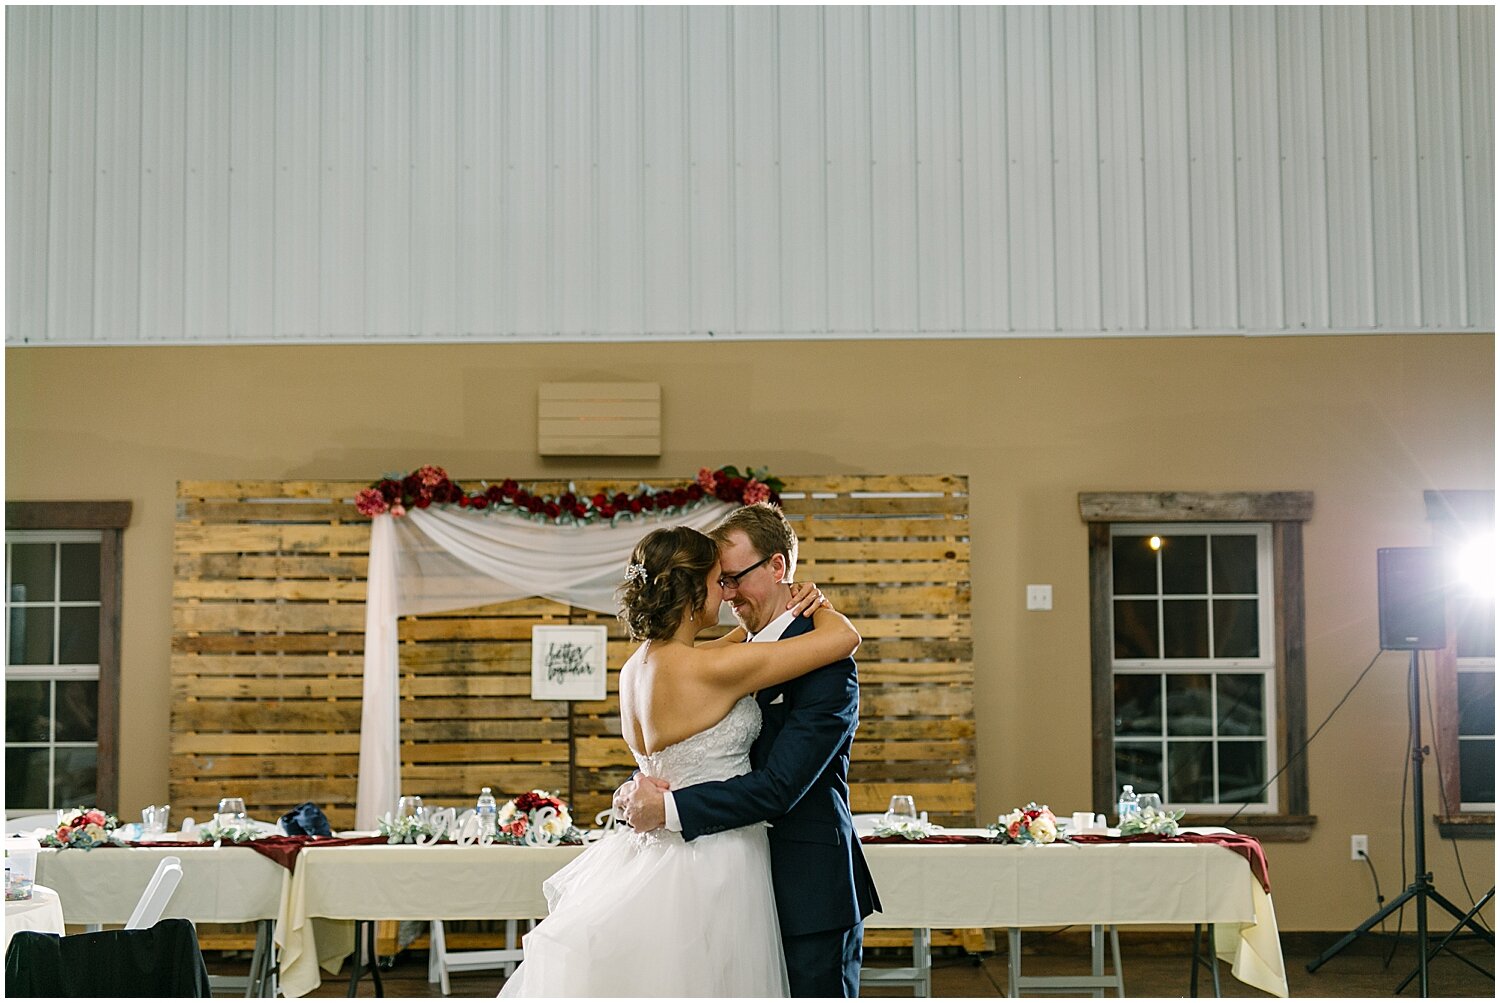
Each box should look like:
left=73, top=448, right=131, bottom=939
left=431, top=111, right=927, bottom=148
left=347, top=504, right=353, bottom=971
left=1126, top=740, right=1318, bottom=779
left=475, top=787, right=498, bottom=838
left=1116, top=784, right=1139, bottom=825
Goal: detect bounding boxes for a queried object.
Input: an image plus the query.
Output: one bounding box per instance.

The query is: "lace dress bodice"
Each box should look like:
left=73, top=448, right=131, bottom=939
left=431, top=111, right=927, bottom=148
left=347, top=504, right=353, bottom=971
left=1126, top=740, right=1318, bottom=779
left=632, top=694, right=761, bottom=788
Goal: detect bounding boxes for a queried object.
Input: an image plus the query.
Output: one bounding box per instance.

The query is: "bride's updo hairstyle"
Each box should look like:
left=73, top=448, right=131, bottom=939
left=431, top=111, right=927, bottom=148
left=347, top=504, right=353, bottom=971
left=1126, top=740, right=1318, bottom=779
left=616, top=526, right=719, bottom=642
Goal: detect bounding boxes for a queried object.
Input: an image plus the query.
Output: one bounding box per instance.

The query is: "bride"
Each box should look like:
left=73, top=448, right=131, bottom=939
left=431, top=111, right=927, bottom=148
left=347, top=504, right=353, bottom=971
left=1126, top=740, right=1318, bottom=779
left=498, top=525, right=860, bottom=997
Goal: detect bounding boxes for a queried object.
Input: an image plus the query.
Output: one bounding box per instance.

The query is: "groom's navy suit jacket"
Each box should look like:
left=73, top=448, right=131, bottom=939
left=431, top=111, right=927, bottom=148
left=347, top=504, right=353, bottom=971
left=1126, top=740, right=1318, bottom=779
left=672, top=614, right=881, bottom=938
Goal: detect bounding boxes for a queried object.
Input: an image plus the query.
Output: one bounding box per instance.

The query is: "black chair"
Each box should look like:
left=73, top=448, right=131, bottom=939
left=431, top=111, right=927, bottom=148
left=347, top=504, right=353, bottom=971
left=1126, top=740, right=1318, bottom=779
left=4, top=916, right=212, bottom=996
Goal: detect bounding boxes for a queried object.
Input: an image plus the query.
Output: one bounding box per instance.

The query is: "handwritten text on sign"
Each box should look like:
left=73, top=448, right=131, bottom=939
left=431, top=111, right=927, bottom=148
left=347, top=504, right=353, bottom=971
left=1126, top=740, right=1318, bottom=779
left=530, top=625, right=608, bottom=700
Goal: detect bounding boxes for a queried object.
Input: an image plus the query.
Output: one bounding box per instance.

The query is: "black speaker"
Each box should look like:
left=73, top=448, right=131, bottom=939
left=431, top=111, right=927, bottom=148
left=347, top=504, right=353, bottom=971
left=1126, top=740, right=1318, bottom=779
left=1377, top=547, right=1448, bottom=650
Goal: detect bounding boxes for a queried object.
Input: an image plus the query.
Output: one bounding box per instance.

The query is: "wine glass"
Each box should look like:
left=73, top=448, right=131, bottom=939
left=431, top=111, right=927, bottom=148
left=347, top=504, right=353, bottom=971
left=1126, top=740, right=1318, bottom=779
left=216, top=797, right=247, bottom=826
left=1137, top=792, right=1163, bottom=814
left=142, top=804, right=170, bottom=835
left=884, top=795, right=918, bottom=826
left=396, top=795, right=425, bottom=821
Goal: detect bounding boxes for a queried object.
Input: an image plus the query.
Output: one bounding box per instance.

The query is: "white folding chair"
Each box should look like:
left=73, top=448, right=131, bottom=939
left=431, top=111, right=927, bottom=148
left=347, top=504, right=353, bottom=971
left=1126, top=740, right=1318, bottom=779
left=428, top=918, right=537, bottom=995
left=125, top=855, right=183, bottom=929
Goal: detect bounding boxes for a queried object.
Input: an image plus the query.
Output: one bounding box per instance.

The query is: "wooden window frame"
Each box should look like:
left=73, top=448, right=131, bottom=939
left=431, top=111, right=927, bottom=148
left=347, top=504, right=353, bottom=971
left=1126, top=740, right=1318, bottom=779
left=5, top=501, right=131, bottom=814
left=1081, top=492, right=1315, bottom=842
left=1425, top=490, right=1496, bottom=839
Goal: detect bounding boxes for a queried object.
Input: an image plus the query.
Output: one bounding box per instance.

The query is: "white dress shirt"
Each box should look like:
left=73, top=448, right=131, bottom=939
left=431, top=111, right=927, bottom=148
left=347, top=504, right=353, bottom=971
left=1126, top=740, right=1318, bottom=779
left=662, top=608, right=799, bottom=831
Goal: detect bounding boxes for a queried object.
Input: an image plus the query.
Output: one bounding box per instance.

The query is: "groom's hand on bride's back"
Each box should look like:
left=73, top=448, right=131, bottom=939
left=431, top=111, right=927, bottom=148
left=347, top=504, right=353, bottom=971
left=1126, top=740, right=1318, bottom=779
left=614, top=774, right=671, bottom=832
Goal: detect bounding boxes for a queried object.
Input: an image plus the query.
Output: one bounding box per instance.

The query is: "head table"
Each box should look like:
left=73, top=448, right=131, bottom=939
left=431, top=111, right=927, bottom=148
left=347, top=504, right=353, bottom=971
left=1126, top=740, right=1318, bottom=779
left=275, top=827, right=1286, bottom=998
left=28, top=827, right=1287, bottom=999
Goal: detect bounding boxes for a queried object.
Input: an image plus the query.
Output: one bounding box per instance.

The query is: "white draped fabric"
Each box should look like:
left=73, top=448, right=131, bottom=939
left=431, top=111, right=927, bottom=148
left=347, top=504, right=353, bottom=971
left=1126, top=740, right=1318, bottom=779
left=355, top=502, right=736, bottom=827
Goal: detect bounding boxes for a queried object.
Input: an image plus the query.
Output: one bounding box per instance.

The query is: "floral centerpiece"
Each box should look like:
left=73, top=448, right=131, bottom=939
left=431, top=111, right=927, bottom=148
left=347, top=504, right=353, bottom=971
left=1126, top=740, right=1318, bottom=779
left=354, top=464, right=783, bottom=527
left=42, top=808, right=119, bottom=850
left=870, top=815, right=935, bottom=840
left=989, top=803, right=1060, bottom=845
left=1118, top=806, right=1186, bottom=837
left=378, top=812, right=440, bottom=844
left=496, top=790, right=584, bottom=846
left=197, top=819, right=272, bottom=845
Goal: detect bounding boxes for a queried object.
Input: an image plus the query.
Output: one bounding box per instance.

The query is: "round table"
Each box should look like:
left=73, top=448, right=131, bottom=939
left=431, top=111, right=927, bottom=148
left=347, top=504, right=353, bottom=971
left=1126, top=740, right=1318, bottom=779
left=4, top=884, right=65, bottom=953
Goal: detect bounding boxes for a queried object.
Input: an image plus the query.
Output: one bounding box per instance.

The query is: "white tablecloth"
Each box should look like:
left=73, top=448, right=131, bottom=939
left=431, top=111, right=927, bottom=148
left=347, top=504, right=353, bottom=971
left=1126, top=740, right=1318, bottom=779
left=275, top=834, right=1286, bottom=998
left=4, top=884, right=66, bottom=953
left=862, top=833, right=1287, bottom=997
left=35, top=844, right=287, bottom=924
left=276, top=843, right=586, bottom=998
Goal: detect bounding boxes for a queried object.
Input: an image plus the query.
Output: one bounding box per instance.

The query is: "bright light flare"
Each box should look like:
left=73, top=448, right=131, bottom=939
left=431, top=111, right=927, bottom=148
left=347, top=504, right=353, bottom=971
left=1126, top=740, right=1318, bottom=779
left=1148, top=535, right=1163, bottom=552
left=1451, top=531, right=1497, bottom=597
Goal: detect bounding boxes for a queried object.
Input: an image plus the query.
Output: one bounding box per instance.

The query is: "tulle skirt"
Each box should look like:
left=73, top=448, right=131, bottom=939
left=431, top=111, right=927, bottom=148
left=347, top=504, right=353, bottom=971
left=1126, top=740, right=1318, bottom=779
left=498, top=825, right=789, bottom=998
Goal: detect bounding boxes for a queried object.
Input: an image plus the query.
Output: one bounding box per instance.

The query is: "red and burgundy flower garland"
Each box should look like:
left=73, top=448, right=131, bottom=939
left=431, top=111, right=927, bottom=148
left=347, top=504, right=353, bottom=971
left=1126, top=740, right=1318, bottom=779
left=355, top=464, right=784, bottom=526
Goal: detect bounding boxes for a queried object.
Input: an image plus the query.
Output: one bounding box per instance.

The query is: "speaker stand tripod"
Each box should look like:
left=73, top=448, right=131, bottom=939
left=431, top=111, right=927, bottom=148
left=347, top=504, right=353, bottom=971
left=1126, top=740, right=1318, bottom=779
left=1306, top=651, right=1494, bottom=995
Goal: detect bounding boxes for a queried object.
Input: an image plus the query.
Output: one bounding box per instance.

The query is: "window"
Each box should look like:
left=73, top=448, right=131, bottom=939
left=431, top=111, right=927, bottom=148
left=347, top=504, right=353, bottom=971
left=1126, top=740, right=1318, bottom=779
left=1454, top=594, right=1494, bottom=811
left=1426, top=490, right=1495, bottom=832
left=3, top=502, right=130, bottom=819
left=1110, top=524, right=1277, bottom=812
left=6, top=531, right=104, bottom=812
left=1082, top=492, right=1313, bottom=839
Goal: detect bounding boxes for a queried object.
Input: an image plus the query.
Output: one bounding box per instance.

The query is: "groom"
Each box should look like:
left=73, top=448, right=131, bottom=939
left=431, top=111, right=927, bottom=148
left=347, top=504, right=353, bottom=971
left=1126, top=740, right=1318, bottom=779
left=616, top=502, right=881, bottom=997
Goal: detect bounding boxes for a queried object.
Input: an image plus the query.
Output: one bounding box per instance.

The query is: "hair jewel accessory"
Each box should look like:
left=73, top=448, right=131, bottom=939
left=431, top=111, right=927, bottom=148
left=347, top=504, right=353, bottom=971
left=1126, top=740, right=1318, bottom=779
left=624, top=562, right=649, bottom=586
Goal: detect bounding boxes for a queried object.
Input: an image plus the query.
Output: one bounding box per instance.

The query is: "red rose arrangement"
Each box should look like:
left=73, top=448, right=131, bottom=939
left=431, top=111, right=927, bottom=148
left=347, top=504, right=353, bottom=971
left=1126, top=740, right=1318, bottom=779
left=355, top=464, right=783, bottom=526
left=495, top=789, right=582, bottom=846
left=990, top=803, right=1060, bottom=845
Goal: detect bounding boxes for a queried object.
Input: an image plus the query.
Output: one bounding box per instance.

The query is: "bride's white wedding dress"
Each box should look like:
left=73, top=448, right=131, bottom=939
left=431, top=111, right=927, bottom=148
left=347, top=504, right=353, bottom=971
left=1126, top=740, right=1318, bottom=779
left=498, top=694, right=789, bottom=997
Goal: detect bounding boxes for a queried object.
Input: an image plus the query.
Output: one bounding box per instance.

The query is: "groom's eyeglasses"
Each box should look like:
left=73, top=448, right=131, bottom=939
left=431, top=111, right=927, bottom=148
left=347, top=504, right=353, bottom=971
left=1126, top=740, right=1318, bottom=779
left=718, top=555, right=771, bottom=590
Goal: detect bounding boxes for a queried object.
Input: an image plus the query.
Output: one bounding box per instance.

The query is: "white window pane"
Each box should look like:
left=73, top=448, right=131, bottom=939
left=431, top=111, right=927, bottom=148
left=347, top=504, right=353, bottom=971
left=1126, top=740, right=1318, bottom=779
left=1218, top=741, right=1269, bottom=802
left=1114, top=674, right=1162, bottom=735
left=1167, top=741, right=1215, bottom=803
left=58, top=543, right=100, bottom=602
left=1457, top=671, right=1495, bottom=736
left=1165, top=674, right=1212, bottom=735
left=1459, top=738, right=1495, bottom=804
left=5, top=747, right=49, bottom=808
left=1210, top=535, right=1259, bottom=593
left=1216, top=674, right=1266, bottom=736
left=1163, top=599, right=1209, bottom=658
left=1160, top=535, right=1207, bottom=594
left=5, top=679, right=50, bottom=741
left=8, top=543, right=56, bottom=602
left=57, top=607, right=99, bottom=665
left=1114, top=599, right=1160, bottom=659
left=9, top=607, right=54, bottom=665
left=1114, top=741, right=1163, bottom=793
left=55, top=679, right=98, bottom=742
left=52, top=747, right=97, bottom=806
left=1112, top=535, right=1159, bottom=594
left=1213, top=599, right=1260, bottom=658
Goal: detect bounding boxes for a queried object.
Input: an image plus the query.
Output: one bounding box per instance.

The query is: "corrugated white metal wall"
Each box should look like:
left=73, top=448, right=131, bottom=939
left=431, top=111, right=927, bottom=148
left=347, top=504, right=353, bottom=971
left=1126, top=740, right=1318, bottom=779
left=6, top=5, right=1493, bottom=344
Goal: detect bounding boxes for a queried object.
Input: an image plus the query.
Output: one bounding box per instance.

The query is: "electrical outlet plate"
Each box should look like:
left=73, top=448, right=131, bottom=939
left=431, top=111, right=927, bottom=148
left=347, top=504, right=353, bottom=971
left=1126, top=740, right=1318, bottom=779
left=1026, top=584, right=1053, bottom=611
left=1350, top=834, right=1368, bottom=861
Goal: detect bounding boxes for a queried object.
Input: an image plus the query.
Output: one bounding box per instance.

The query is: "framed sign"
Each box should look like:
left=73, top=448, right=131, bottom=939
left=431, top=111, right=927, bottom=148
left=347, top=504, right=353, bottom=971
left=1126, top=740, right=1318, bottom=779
left=531, top=625, right=609, bottom=701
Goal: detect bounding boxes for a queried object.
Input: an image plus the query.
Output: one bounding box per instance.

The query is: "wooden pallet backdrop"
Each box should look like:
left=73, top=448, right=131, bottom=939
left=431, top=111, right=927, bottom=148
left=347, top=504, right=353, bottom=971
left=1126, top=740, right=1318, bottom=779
left=171, top=475, right=972, bottom=832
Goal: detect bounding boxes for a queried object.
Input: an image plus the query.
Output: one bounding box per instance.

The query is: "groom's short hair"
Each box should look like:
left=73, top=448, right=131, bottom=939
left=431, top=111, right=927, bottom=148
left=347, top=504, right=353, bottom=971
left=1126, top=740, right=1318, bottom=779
left=710, top=502, right=798, bottom=578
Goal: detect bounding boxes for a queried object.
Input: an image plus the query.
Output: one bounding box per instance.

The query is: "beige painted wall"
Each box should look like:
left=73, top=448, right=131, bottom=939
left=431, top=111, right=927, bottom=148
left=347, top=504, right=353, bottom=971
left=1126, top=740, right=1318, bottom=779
left=6, top=333, right=1495, bottom=931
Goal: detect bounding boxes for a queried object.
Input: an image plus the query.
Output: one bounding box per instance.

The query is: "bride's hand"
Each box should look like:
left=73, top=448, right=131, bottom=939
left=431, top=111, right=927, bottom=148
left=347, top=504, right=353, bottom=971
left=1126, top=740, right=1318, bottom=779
left=786, top=580, right=832, bottom=617
left=611, top=779, right=637, bottom=825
